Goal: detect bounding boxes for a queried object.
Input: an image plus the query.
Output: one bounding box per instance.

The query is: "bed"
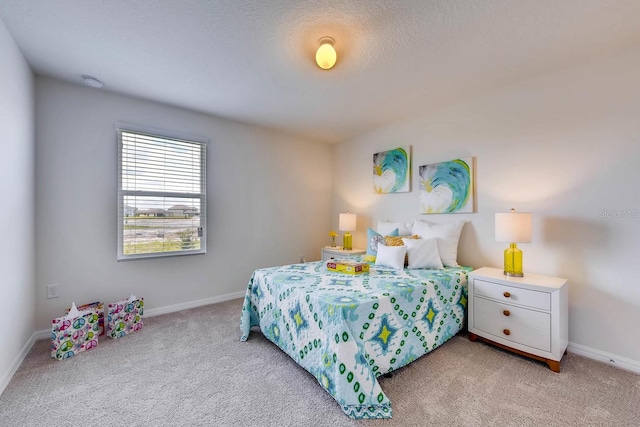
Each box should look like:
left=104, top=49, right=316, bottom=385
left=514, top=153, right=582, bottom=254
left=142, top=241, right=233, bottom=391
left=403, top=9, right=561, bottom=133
left=240, top=257, right=471, bottom=419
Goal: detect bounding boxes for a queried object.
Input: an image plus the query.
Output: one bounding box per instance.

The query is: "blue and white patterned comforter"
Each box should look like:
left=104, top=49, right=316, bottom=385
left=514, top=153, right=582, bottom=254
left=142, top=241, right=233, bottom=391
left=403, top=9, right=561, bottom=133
left=240, top=258, right=470, bottom=419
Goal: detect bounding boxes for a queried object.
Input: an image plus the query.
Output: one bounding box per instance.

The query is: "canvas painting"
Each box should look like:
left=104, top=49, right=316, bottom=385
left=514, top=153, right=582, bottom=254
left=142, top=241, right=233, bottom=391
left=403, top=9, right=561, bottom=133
left=418, top=158, right=473, bottom=214
left=373, top=146, right=411, bottom=193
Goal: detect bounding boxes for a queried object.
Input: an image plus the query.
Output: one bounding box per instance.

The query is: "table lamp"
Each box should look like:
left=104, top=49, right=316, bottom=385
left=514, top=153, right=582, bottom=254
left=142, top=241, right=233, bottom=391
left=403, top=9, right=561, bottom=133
left=495, top=208, right=532, bottom=277
left=339, top=212, right=356, bottom=250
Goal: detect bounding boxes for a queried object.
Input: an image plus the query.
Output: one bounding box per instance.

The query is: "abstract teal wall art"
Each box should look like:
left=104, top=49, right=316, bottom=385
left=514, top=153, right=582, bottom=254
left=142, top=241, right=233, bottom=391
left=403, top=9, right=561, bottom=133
left=373, top=146, right=411, bottom=193
left=418, top=158, right=474, bottom=214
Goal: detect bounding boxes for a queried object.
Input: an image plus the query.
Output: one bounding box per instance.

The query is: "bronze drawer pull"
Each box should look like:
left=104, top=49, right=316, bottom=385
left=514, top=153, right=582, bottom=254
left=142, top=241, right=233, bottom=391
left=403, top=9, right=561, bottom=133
left=503, top=291, right=511, bottom=298
left=503, top=310, right=511, bottom=316
left=503, top=329, right=511, bottom=336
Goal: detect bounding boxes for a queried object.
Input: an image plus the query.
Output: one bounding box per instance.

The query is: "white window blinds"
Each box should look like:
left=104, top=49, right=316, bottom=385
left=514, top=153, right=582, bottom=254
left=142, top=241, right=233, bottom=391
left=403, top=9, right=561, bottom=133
left=117, top=128, right=206, bottom=260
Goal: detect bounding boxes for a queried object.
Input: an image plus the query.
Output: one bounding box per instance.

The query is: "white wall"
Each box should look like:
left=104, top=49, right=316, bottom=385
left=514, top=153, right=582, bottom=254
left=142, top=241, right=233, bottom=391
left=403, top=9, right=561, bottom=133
left=332, top=48, right=640, bottom=364
left=0, top=19, right=35, bottom=388
left=35, top=77, right=332, bottom=329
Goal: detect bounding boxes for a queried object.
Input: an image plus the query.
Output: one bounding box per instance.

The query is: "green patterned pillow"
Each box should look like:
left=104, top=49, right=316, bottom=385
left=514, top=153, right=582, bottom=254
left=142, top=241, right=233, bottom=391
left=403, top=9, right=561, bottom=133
left=365, top=227, right=399, bottom=262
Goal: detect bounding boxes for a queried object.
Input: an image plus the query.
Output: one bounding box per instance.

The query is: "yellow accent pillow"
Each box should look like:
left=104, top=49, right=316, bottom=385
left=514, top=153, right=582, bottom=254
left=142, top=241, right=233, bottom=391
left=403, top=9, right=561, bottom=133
left=385, top=235, right=418, bottom=246
left=384, top=236, right=405, bottom=246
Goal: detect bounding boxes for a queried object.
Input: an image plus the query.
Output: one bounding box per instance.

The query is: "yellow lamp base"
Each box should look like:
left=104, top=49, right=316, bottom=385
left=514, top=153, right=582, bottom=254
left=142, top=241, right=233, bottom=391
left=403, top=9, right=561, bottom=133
left=342, top=232, right=352, bottom=250
left=504, top=243, right=524, bottom=277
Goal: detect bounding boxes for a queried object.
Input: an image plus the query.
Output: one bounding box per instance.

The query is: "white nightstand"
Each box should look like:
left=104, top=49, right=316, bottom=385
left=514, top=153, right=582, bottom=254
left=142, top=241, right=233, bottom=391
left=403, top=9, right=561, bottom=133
left=468, top=267, right=568, bottom=372
left=321, top=247, right=366, bottom=261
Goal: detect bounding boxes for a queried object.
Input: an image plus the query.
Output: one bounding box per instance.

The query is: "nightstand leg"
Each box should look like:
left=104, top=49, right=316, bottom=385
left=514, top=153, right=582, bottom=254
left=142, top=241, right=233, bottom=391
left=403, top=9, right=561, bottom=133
left=546, top=359, right=561, bottom=373
left=468, top=332, right=478, bottom=342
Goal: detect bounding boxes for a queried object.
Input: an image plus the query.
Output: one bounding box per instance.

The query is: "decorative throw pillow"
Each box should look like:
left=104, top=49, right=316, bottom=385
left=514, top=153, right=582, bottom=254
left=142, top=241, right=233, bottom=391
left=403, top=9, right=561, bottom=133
left=386, top=235, right=419, bottom=266
left=386, top=234, right=419, bottom=246
left=365, top=227, right=399, bottom=262
left=375, top=244, right=407, bottom=270
left=402, top=238, right=444, bottom=269
left=384, top=235, right=405, bottom=246
left=411, top=220, right=465, bottom=267
left=377, top=220, right=412, bottom=236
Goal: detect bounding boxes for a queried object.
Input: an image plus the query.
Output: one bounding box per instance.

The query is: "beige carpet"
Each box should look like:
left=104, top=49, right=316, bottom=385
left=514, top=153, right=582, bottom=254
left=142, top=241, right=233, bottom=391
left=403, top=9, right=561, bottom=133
left=1, top=299, right=638, bottom=426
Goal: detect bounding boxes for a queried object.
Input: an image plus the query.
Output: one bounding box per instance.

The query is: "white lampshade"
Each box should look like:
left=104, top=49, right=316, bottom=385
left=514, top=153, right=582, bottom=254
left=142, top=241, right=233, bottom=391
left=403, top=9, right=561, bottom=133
left=339, top=212, right=356, bottom=232
left=495, top=209, right=532, bottom=243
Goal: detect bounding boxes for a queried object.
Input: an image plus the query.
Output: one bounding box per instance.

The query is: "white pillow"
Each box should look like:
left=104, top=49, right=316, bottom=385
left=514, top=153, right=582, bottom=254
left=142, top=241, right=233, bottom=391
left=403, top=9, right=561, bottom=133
left=402, top=238, right=443, bottom=269
left=377, top=220, right=412, bottom=236
left=411, top=220, right=465, bottom=267
left=375, top=244, right=407, bottom=270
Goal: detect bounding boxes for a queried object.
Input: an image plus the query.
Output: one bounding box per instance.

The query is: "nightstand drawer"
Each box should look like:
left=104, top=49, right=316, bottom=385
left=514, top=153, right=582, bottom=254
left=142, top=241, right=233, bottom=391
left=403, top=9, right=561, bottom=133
left=474, top=279, right=550, bottom=311
left=474, top=297, right=551, bottom=352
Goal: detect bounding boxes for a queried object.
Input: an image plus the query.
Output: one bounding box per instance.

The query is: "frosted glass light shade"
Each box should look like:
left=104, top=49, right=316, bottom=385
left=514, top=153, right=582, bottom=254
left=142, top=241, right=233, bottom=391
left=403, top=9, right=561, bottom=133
left=316, top=37, right=336, bottom=70
left=495, top=210, right=532, bottom=243
left=339, top=213, right=356, bottom=232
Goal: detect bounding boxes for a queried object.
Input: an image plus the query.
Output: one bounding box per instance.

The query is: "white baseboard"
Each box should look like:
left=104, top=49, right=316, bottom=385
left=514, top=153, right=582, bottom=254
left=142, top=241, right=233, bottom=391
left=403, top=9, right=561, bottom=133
left=567, top=342, right=640, bottom=374
left=0, top=331, right=39, bottom=396
left=144, top=291, right=246, bottom=318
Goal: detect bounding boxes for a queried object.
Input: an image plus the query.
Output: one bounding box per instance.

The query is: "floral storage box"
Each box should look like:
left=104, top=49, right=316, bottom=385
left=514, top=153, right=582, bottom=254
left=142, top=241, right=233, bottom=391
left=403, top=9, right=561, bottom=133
left=51, top=308, right=100, bottom=360
left=107, top=296, right=144, bottom=338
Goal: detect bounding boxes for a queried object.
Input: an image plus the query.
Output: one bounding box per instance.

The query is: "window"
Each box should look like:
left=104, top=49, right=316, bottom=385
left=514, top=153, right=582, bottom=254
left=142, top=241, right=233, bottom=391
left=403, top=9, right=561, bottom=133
left=117, top=127, right=206, bottom=260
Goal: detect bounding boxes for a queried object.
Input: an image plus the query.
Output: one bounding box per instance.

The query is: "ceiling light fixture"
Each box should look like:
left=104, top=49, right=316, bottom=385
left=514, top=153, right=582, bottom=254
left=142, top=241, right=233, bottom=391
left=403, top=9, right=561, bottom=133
left=82, top=75, right=103, bottom=88
left=315, top=37, right=337, bottom=70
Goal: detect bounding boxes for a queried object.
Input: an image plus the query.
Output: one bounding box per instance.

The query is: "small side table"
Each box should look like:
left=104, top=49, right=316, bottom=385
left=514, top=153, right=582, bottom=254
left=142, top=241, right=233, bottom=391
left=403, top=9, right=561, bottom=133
left=321, top=247, right=366, bottom=261
left=468, top=267, right=568, bottom=372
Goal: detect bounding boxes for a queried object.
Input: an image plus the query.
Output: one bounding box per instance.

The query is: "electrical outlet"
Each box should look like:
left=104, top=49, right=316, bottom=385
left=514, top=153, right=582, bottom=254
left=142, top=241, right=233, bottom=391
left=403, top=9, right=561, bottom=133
left=47, top=284, right=60, bottom=299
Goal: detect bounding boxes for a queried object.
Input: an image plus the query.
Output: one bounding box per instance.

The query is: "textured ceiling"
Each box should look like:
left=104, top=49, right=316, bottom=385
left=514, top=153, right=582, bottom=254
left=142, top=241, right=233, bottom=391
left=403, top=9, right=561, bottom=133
left=2, top=0, right=640, bottom=143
